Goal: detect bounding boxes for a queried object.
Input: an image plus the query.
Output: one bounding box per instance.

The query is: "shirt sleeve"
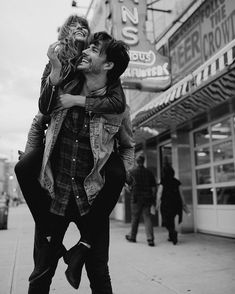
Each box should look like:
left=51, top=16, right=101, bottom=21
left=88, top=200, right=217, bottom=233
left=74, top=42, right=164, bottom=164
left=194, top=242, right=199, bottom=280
left=85, top=79, right=126, bottom=114
left=38, top=62, right=59, bottom=115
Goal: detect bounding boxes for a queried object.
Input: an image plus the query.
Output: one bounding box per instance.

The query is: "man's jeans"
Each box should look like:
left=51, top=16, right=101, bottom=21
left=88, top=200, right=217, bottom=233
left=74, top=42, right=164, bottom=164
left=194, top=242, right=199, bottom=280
left=15, top=149, right=125, bottom=294
left=28, top=216, right=112, bottom=294
left=129, top=202, right=154, bottom=241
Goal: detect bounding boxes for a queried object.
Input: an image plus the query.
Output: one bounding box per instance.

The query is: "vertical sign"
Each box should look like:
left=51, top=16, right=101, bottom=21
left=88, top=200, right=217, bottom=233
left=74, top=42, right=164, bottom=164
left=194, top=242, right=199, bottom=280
left=109, top=0, right=171, bottom=92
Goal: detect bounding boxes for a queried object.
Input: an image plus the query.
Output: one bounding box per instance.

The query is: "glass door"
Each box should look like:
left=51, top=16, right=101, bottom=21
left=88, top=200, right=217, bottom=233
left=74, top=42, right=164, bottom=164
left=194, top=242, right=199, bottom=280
left=192, top=115, right=235, bottom=236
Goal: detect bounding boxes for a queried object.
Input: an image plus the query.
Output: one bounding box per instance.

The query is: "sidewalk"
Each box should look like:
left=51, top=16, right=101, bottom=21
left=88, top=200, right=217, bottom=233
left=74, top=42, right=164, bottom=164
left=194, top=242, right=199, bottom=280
left=0, top=204, right=235, bottom=294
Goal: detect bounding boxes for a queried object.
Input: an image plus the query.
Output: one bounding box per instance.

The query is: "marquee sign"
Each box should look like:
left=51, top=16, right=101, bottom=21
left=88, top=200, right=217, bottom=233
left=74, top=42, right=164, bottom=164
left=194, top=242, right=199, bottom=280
left=169, top=0, right=235, bottom=82
left=108, top=0, right=171, bottom=92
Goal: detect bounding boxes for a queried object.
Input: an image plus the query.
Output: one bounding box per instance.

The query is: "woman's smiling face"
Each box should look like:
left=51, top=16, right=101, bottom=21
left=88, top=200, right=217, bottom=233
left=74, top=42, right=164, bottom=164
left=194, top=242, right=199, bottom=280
left=69, top=22, right=89, bottom=42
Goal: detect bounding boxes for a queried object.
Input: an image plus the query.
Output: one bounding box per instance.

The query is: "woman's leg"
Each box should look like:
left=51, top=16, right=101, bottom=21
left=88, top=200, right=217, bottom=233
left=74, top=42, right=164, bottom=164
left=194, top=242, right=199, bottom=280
left=164, top=213, right=177, bottom=245
left=14, top=147, right=51, bottom=234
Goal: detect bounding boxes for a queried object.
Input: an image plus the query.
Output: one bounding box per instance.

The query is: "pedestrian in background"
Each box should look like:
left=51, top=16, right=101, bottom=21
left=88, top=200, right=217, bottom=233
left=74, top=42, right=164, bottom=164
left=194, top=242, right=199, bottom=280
left=156, top=164, right=188, bottom=245
left=125, top=154, right=156, bottom=246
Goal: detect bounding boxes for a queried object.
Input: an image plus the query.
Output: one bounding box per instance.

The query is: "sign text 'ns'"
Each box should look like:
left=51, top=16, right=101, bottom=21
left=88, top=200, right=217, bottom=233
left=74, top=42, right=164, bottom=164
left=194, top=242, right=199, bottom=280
left=109, top=0, right=171, bottom=91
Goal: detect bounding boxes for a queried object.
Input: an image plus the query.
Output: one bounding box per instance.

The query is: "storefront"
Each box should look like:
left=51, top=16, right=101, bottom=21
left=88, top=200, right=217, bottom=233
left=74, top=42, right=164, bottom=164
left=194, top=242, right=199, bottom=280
left=132, top=0, right=235, bottom=237
left=192, top=114, right=235, bottom=236
left=87, top=0, right=235, bottom=236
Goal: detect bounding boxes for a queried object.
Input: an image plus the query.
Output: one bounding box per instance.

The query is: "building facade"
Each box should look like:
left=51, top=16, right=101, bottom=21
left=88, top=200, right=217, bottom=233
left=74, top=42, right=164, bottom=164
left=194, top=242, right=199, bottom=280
left=87, top=0, right=235, bottom=237
left=133, top=0, right=235, bottom=237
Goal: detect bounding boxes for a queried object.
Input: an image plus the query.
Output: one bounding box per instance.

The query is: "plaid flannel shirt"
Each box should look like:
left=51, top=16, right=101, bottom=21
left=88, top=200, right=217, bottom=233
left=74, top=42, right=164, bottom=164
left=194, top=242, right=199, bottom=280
left=50, top=106, right=93, bottom=216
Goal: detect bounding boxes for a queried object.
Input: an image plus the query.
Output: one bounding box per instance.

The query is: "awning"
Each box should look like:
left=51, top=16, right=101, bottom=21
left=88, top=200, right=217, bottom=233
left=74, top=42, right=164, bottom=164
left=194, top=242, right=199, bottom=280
left=132, top=40, right=235, bottom=133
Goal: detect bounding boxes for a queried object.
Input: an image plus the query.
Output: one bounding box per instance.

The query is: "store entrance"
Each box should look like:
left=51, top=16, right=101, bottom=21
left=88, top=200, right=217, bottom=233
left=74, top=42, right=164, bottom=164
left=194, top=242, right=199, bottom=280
left=159, top=142, right=173, bottom=177
left=192, top=115, right=235, bottom=237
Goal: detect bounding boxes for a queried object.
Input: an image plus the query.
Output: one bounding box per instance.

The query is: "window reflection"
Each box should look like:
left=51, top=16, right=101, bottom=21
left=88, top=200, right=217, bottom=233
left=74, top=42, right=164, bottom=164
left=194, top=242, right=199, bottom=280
left=194, top=128, right=209, bottom=146
left=196, top=168, right=211, bottom=184
left=213, top=140, right=233, bottom=162
left=195, top=147, right=210, bottom=165
left=214, top=163, right=235, bottom=183
left=160, top=143, right=172, bottom=167
left=216, top=187, right=235, bottom=204
left=197, top=189, right=213, bottom=204
left=211, top=119, right=231, bottom=141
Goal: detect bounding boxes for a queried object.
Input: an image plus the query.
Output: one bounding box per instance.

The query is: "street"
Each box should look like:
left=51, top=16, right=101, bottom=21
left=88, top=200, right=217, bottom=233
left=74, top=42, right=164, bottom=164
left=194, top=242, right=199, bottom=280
left=0, top=204, right=235, bottom=294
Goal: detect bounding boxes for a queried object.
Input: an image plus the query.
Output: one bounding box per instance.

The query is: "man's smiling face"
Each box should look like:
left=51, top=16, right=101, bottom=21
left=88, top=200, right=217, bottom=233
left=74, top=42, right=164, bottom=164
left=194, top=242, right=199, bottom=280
left=77, top=41, right=107, bottom=74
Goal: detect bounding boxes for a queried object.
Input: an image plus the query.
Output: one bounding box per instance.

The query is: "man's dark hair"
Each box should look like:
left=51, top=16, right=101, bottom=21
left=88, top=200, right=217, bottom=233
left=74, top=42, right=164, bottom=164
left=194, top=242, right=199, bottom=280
left=162, top=165, right=175, bottom=181
left=136, top=154, right=145, bottom=164
left=90, top=31, right=130, bottom=84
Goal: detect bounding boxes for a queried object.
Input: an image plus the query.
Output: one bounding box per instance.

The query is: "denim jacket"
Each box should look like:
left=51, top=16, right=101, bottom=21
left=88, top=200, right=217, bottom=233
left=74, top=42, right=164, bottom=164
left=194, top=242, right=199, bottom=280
left=39, top=106, right=135, bottom=204
left=29, top=63, right=134, bottom=204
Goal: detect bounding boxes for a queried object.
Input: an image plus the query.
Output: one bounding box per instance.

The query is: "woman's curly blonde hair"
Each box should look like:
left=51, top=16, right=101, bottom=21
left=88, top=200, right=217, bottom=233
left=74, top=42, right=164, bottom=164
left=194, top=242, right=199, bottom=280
left=56, top=14, right=90, bottom=78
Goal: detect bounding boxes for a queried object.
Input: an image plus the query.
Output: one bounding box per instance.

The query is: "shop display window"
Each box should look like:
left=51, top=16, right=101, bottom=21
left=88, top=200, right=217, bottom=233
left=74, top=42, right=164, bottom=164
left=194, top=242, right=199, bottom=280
left=195, top=147, right=210, bottom=165
left=213, top=140, right=233, bottom=162
left=214, top=163, right=235, bottom=183
left=211, top=119, right=231, bottom=142
left=197, top=189, right=213, bottom=204
left=192, top=115, right=235, bottom=207
left=194, top=128, right=209, bottom=146
left=196, top=168, right=211, bottom=184
left=216, top=187, right=235, bottom=205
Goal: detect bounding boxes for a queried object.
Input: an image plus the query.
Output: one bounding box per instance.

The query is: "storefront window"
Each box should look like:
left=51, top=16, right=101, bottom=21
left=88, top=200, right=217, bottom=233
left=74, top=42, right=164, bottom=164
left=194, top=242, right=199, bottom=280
left=233, top=116, right=235, bottom=129
left=195, top=147, right=210, bottom=165
left=213, top=140, right=233, bottom=161
left=214, top=163, right=235, bottom=183
left=216, top=187, right=235, bottom=205
left=197, top=189, right=213, bottom=204
left=194, top=128, right=209, bottom=146
left=211, top=119, right=231, bottom=141
left=193, top=115, right=235, bottom=208
left=196, top=168, right=211, bottom=184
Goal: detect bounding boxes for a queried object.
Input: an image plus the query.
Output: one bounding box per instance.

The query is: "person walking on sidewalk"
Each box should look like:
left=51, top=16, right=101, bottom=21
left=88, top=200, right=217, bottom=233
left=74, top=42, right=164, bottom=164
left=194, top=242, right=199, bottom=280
left=156, top=164, right=187, bottom=245
left=125, top=154, right=156, bottom=246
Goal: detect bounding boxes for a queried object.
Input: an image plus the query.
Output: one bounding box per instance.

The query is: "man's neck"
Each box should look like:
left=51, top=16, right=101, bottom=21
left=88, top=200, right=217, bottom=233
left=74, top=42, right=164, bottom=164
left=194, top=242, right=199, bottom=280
left=82, top=74, right=107, bottom=95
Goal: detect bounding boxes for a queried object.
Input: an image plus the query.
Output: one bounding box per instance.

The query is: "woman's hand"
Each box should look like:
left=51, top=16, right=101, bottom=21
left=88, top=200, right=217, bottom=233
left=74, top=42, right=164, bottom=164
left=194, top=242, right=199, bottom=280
left=47, top=41, right=62, bottom=69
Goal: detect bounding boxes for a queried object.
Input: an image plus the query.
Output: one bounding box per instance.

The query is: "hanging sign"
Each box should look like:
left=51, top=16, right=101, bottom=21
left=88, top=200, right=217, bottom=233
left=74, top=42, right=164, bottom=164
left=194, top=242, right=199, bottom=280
left=109, top=0, right=171, bottom=92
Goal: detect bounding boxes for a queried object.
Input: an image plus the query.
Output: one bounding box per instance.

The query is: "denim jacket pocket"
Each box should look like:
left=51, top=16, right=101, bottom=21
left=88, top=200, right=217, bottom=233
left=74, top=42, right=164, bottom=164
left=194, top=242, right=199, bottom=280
left=102, top=123, right=119, bottom=144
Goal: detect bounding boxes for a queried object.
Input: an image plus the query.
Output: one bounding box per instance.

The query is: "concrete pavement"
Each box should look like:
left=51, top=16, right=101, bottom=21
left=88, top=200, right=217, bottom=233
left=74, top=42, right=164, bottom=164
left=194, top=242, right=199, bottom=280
left=0, top=204, right=235, bottom=294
